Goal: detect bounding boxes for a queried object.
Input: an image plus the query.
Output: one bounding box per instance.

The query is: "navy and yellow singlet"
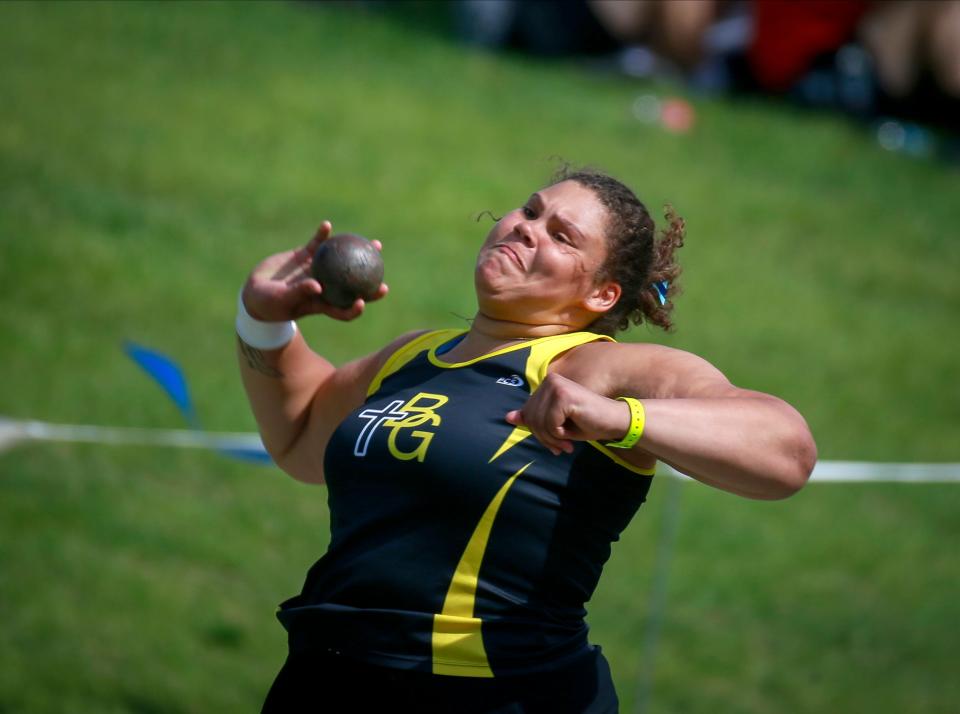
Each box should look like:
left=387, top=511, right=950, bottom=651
left=277, top=329, right=655, bottom=678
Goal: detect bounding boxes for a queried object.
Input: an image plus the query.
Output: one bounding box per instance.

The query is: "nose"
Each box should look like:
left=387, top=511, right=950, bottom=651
left=514, top=217, right=536, bottom=248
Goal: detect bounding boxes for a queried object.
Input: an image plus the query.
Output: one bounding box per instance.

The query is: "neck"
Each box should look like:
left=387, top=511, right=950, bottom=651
left=470, top=311, right=576, bottom=341
left=441, top=311, right=579, bottom=362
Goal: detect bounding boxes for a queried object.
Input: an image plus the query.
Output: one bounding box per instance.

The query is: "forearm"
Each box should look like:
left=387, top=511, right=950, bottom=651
left=547, top=344, right=816, bottom=499
left=636, top=396, right=816, bottom=499
left=237, top=333, right=334, bottom=461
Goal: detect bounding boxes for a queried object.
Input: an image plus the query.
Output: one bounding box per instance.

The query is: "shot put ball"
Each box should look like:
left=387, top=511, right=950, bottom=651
left=311, top=233, right=384, bottom=309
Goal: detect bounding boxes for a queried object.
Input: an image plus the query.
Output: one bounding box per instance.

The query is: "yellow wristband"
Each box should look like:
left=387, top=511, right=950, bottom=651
left=606, top=397, right=645, bottom=449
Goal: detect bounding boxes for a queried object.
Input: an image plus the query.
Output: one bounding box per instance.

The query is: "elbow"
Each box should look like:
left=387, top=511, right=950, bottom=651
left=288, top=469, right=326, bottom=486
left=275, top=453, right=326, bottom=485
left=770, top=430, right=818, bottom=500
left=769, top=403, right=818, bottom=499
left=269, top=440, right=326, bottom=485
left=770, top=466, right=811, bottom=500
left=264, top=420, right=316, bottom=482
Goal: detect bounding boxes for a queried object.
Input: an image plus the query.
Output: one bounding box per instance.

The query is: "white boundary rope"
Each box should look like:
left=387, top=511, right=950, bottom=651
left=661, top=461, right=960, bottom=483
left=0, top=418, right=263, bottom=454
left=2, top=417, right=959, bottom=482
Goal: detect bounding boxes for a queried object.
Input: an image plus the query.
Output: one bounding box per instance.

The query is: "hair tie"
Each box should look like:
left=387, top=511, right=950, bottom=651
left=652, top=280, right=669, bottom=305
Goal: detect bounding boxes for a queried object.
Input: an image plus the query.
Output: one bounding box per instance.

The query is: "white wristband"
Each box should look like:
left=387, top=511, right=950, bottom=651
left=235, top=290, right=297, bottom=350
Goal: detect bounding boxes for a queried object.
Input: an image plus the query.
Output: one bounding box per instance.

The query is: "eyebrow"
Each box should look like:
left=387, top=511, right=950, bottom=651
left=530, top=192, right=586, bottom=243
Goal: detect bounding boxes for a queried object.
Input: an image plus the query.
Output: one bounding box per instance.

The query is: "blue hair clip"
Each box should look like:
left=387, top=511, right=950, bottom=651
left=653, top=280, right=669, bottom=305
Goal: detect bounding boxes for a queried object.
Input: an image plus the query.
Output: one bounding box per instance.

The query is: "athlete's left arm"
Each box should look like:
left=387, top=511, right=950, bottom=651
left=508, top=342, right=817, bottom=500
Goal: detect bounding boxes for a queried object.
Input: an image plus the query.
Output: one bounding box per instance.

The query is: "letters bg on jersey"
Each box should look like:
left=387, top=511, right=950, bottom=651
left=354, top=392, right=449, bottom=463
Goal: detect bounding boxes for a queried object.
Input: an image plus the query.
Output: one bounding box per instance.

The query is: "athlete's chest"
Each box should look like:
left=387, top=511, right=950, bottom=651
left=324, top=352, right=558, bottom=503
left=345, top=357, right=530, bottom=455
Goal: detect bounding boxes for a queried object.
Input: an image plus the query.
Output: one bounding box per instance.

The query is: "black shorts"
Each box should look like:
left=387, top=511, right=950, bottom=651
left=261, top=646, right=619, bottom=714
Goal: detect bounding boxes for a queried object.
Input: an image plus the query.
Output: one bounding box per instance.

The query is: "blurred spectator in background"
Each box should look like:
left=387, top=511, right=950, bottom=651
left=454, top=0, right=619, bottom=56
left=859, top=1, right=960, bottom=128
left=746, top=0, right=959, bottom=131
left=588, top=0, right=723, bottom=72
left=746, top=0, right=870, bottom=95
left=588, top=0, right=751, bottom=93
left=451, top=0, right=959, bottom=138
left=455, top=0, right=749, bottom=90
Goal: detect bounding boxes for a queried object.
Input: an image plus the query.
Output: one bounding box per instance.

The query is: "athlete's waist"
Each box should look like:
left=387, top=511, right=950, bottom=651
left=297, top=544, right=598, bottom=619
left=278, top=601, right=591, bottom=676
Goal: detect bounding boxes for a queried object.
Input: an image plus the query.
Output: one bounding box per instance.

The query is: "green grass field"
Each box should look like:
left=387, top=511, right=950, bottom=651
left=1, top=2, right=958, bottom=712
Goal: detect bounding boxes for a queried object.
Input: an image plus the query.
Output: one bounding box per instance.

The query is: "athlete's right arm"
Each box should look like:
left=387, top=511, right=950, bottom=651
left=236, top=222, right=417, bottom=484
left=238, top=330, right=423, bottom=484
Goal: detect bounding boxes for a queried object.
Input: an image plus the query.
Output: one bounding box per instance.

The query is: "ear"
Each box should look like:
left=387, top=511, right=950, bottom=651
left=582, top=281, right=621, bottom=314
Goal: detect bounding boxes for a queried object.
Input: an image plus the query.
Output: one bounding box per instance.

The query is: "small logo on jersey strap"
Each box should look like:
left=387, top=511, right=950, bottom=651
left=496, top=374, right=525, bottom=388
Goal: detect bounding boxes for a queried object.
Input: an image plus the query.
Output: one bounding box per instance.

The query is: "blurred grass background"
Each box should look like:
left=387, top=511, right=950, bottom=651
left=1, top=1, right=958, bottom=712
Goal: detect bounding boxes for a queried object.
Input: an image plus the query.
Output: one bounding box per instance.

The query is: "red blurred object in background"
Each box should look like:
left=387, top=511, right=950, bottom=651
left=661, top=98, right=696, bottom=133
left=748, top=0, right=871, bottom=92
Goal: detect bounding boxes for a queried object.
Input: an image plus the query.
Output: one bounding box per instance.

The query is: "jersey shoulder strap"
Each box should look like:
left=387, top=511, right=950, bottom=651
left=367, top=329, right=465, bottom=396
left=525, top=332, right=655, bottom=477
left=523, top=331, right=615, bottom=392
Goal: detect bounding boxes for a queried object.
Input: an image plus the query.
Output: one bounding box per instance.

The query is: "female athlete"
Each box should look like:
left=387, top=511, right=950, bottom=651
left=237, top=168, right=817, bottom=713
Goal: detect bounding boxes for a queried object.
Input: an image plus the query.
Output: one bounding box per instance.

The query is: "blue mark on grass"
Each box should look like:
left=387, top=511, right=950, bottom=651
left=124, top=341, right=271, bottom=464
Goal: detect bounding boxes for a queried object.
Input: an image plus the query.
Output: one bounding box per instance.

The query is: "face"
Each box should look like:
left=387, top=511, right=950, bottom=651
left=475, top=180, right=621, bottom=328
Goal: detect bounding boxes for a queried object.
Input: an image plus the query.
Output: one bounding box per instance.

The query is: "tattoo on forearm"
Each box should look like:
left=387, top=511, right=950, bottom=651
left=238, top=339, right=284, bottom=378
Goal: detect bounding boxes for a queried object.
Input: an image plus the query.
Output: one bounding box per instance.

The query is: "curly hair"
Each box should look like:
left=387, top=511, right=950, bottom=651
left=550, top=166, right=685, bottom=335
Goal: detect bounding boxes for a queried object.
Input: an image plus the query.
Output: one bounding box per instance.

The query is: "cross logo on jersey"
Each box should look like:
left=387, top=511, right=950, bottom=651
left=353, top=393, right=450, bottom=463
left=354, top=400, right=408, bottom=457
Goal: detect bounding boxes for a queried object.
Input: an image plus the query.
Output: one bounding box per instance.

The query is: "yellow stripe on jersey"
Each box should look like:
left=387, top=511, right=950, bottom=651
left=521, top=332, right=657, bottom=475
left=432, top=461, right=534, bottom=677
left=488, top=425, right=532, bottom=463
left=522, top=331, right=614, bottom=392
left=588, top=441, right=657, bottom=476
left=481, top=332, right=655, bottom=472
left=427, top=330, right=612, bottom=371
left=480, top=332, right=613, bottom=465
left=367, top=329, right=463, bottom=397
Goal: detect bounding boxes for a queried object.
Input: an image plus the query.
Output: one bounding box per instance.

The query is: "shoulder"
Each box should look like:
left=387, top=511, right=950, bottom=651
left=555, top=340, right=704, bottom=373
left=320, top=329, right=423, bottom=392
left=552, top=339, right=735, bottom=399
left=375, top=329, right=435, bottom=367
left=359, top=328, right=467, bottom=396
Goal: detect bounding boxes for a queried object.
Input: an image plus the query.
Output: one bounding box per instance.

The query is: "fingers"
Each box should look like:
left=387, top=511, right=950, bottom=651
left=537, top=429, right=574, bottom=456
left=270, top=249, right=310, bottom=282
left=311, top=296, right=367, bottom=322
left=371, top=239, right=383, bottom=252
left=507, top=374, right=607, bottom=456
left=298, top=278, right=323, bottom=299
left=276, top=222, right=331, bottom=282
left=546, top=432, right=575, bottom=456
left=539, top=430, right=575, bottom=456
left=256, top=222, right=386, bottom=323
left=367, top=282, right=390, bottom=303
left=282, top=260, right=313, bottom=286
left=305, top=221, right=333, bottom=255
left=505, top=406, right=574, bottom=456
